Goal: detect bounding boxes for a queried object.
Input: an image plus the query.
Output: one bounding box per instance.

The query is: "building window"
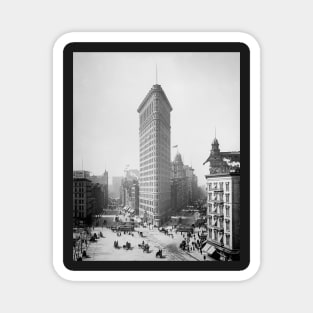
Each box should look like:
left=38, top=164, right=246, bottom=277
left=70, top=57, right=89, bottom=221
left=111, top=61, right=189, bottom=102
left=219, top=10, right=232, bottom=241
left=219, top=182, right=223, bottom=190
left=226, top=182, right=229, bottom=192
left=208, top=203, right=212, bottom=212
left=226, top=234, right=230, bottom=246
left=226, top=206, right=230, bottom=217
left=226, top=219, right=230, bottom=232
left=219, top=218, right=224, bottom=228
left=226, top=194, right=230, bottom=203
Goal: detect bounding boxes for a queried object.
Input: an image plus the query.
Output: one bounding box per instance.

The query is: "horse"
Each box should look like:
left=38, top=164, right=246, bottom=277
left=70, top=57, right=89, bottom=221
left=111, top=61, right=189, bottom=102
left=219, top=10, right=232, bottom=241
left=156, top=250, right=163, bottom=258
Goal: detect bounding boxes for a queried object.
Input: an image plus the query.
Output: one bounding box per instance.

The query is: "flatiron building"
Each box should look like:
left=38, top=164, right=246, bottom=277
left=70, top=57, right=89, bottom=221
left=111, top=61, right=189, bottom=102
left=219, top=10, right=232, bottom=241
left=137, top=84, right=172, bottom=226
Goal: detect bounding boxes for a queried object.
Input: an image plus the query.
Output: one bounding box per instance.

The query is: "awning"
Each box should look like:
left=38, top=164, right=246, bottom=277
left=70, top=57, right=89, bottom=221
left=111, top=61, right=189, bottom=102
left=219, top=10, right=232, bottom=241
left=207, top=246, right=216, bottom=256
left=202, top=243, right=213, bottom=253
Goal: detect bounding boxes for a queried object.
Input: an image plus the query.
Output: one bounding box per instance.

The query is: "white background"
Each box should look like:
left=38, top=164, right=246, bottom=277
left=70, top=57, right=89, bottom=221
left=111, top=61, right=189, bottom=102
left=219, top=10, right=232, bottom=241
left=1, top=0, right=312, bottom=312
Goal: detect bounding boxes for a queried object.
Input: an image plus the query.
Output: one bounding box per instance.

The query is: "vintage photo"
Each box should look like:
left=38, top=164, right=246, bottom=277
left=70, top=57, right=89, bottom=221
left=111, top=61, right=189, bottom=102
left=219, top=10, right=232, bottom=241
left=72, top=52, right=240, bottom=262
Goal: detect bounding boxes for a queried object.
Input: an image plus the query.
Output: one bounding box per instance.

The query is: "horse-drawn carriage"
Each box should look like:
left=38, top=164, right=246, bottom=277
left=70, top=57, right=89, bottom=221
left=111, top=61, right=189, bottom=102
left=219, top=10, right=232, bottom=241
left=90, top=233, right=98, bottom=242
left=138, top=242, right=150, bottom=253
left=123, top=242, right=132, bottom=250
left=179, top=240, right=187, bottom=250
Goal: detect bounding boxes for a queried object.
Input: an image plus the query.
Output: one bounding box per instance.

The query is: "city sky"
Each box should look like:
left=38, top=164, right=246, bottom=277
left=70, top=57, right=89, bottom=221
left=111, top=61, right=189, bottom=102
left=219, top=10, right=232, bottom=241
left=73, top=52, right=240, bottom=186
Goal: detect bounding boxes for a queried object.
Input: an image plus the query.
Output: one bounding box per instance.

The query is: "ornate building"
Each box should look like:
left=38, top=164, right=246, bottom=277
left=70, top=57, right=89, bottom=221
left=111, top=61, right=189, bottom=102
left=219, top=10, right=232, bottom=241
left=171, top=152, right=188, bottom=214
left=206, top=172, right=240, bottom=261
left=137, top=84, right=172, bottom=226
left=171, top=151, right=199, bottom=214
left=204, top=136, right=240, bottom=261
left=203, top=137, right=240, bottom=174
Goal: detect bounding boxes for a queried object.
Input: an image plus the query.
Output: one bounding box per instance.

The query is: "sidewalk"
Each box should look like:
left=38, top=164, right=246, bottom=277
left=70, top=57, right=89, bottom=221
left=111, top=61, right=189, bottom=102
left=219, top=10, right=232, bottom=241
left=185, top=248, right=216, bottom=261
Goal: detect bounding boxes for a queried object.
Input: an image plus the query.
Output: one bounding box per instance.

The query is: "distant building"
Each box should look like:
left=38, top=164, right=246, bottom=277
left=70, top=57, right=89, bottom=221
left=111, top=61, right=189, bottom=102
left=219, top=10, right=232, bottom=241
left=171, top=178, right=186, bottom=215
left=125, top=169, right=139, bottom=181
left=91, top=183, right=105, bottom=215
left=73, top=170, right=90, bottom=179
left=184, top=165, right=199, bottom=203
left=120, top=178, right=139, bottom=215
left=130, top=181, right=139, bottom=215
left=89, top=171, right=109, bottom=209
left=73, top=177, right=94, bottom=225
left=192, top=174, right=199, bottom=201
left=138, top=84, right=172, bottom=226
left=120, top=178, right=130, bottom=207
left=204, top=136, right=240, bottom=261
left=170, top=151, right=199, bottom=214
left=171, top=152, right=188, bottom=214
left=111, top=176, right=123, bottom=199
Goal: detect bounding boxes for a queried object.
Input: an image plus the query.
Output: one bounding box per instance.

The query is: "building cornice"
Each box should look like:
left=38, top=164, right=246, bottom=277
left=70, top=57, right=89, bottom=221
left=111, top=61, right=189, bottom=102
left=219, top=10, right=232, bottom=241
left=205, top=172, right=240, bottom=179
left=137, top=84, right=173, bottom=113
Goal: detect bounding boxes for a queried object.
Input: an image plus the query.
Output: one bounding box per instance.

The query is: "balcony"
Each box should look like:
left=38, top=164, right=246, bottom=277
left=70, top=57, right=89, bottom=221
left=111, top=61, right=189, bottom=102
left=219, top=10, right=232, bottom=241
left=208, top=198, right=224, bottom=204
left=208, top=211, right=223, bottom=217
left=209, top=225, right=224, bottom=232
left=209, top=187, right=224, bottom=192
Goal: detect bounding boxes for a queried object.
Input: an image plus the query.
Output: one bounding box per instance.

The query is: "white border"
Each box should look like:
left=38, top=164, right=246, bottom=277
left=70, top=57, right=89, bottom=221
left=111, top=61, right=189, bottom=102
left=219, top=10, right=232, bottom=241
left=53, top=32, right=260, bottom=281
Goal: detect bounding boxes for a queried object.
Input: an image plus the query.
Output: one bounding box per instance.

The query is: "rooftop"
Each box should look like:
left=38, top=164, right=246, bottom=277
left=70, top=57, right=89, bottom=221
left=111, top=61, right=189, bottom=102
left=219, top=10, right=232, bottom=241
left=137, top=84, right=173, bottom=113
left=205, top=170, right=240, bottom=179
left=173, top=151, right=183, bottom=163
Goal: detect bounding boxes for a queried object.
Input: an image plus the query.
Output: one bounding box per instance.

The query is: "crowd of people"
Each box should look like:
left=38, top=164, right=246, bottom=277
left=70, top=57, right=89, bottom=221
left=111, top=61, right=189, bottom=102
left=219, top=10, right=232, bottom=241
left=179, top=229, right=209, bottom=260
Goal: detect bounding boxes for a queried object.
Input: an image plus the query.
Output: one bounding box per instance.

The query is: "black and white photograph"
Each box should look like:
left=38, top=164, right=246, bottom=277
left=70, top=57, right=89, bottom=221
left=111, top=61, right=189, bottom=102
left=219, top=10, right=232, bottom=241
left=72, top=51, right=241, bottom=263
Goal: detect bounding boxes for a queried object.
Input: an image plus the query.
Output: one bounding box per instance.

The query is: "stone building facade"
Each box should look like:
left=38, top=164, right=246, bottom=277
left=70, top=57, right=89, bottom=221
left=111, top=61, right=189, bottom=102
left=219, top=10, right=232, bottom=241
left=91, top=183, right=105, bottom=215
left=89, top=171, right=109, bottom=209
left=171, top=152, right=188, bottom=214
left=171, top=152, right=199, bottom=214
left=72, top=177, right=95, bottom=225
left=206, top=172, right=240, bottom=260
left=129, top=181, right=139, bottom=215
left=137, top=84, right=172, bottom=226
left=204, top=137, right=240, bottom=261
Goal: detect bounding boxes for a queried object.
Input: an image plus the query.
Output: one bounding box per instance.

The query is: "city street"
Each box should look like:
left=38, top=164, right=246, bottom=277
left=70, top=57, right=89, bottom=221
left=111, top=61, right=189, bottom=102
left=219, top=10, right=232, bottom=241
left=83, top=226, right=215, bottom=261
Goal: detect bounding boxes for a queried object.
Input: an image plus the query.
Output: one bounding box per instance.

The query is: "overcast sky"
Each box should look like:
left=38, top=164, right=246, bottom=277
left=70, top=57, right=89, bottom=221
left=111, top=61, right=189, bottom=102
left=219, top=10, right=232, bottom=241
left=73, top=52, right=240, bottom=185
